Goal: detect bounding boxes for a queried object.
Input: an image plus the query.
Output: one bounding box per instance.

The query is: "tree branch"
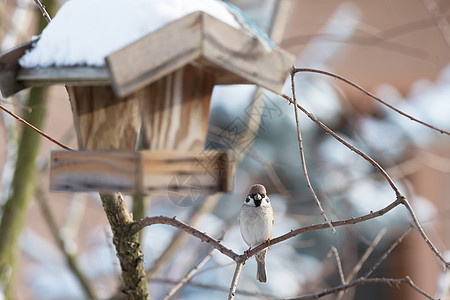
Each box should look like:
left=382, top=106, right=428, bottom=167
left=228, top=261, right=244, bottom=300
left=292, top=67, right=450, bottom=136
left=329, top=246, right=345, bottom=284
left=284, top=277, right=436, bottom=300
left=0, top=104, right=73, bottom=151
left=131, top=196, right=401, bottom=265
left=346, top=228, right=386, bottom=283
left=290, top=70, right=336, bottom=234
left=281, top=92, right=450, bottom=269
left=363, top=226, right=412, bottom=279
left=131, top=216, right=240, bottom=262
left=162, top=240, right=220, bottom=300
left=100, top=193, right=149, bottom=299
left=33, top=0, right=52, bottom=23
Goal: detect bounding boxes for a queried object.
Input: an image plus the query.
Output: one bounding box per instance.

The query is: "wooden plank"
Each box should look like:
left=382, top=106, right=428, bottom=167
left=50, top=150, right=235, bottom=194
left=17, top=67, right=109, bottom=86
left=106, top=11, right=294, bottom=98
left=67, top=85, right=141, bottom=150
left=200, top=13, right=295, bottom=94
left=50, top=151, right=139, bottom=192
left=136, top=64, right=214, bottom=151
left=0, top=40, right=36, bottom=98
left=105, top=12, right=204, bottom=98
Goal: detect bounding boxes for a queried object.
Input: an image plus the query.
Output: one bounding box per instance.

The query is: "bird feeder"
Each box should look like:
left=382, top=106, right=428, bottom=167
left=0, top=12, right=294, bottom=196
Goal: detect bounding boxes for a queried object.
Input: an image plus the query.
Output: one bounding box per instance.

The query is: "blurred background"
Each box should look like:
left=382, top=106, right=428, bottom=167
left=1, top=0, right=450, bottom=299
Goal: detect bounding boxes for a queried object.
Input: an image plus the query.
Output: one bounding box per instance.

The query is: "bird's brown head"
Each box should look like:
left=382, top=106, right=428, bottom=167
left=248, top=184, right=266, bottom=195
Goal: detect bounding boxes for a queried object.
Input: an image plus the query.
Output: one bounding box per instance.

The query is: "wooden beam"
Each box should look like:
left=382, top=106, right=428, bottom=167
left=17, top=67, right=109, bottom=86
left=106, top=11, right=294, bottom=97
left=50, top=150, right=235, bottom=194
left=0, top=40, right=35, bottom=98
left=200, top=13, right=294, bottom=94
left=106, top=12, right=204, bottom=98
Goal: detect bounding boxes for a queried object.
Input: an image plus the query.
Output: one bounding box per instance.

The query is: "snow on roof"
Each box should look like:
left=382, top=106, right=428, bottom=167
left=19, top=0, right=241, bottom=68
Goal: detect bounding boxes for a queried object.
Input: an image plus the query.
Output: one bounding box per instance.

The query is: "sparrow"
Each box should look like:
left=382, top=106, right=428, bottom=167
left=239, top=184, right=274, bottom=283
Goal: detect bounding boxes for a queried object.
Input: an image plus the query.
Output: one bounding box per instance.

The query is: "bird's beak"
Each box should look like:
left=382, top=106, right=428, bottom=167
left=253, top=194, right=262, bottom=207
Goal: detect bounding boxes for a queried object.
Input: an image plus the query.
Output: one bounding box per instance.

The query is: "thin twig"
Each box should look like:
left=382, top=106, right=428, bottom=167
left=163, top=236, right=222, bottom=300
left=132, top=216, right=240, bottom=262
left=292, top=68, right=450, bottom=136
left=152, top=277, right=276, bottom=298
left=282, top=92, right=450, bottom=269
left=329, top=246, right=345, bottom=284
left=0, top=99, right=32, bottom=112
left=33, top=0, right=52, bottom=23
left=228, top=261, right=244, bottom=300
left=337, top=228, right=387, bottom=299
left=363, top=226, right=413, bottom=279
left=290, top=70, right=336, bottom=234
left=283, top=277, right=436, bottom=300
left=402, top=199, right=450, bottom=268
left=0, top=104, right=73, bottom=151
left=346, top=228, right=387, bottom=283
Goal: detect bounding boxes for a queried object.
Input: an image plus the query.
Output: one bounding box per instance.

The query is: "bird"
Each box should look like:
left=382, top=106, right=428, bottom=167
left=239, top=184, right=274, bottom=283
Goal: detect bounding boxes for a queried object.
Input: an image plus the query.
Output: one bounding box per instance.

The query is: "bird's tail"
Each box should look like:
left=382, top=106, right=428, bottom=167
left=255, top=249, right=267, bottom=283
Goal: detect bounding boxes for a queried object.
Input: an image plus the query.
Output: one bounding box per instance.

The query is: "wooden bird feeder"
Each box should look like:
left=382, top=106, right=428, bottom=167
left=0, top=12, right=294, bottom=196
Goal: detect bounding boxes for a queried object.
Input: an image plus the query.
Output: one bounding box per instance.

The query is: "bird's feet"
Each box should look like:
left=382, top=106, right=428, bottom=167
left=244, top=247, right=252, bottom=258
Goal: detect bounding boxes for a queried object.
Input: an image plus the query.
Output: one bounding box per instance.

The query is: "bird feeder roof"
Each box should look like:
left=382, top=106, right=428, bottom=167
left=0, top=11, right=294, bottom=98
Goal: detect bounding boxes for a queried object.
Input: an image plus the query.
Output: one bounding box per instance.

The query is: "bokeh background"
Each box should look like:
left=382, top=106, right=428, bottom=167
left=1, top=0, right=450, bottom=299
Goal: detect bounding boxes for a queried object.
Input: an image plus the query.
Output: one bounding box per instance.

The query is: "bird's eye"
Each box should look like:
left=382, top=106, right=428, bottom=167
left=245, top=197, right=250, bottom=203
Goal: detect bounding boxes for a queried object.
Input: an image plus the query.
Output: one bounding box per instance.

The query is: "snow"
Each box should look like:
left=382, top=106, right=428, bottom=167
left=19, top=0, right=241, bottom=68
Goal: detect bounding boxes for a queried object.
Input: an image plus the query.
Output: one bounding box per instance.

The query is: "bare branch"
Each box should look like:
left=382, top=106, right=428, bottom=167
left=131, top=216, right=240, bottom=262
left=282, top=92, right=401, bottom=196
left=228, top=261, right=244, bottom=300
left=132, top=197, right=401, bottom=265
left=403, top=200, right=450, bottom=268
left=0, top=104, right=73, bottom=151
left=292, top=68, right=450, bottom=136
left=363, top=226, right=412, bottom=279
left=151, top=277, right=276, bottom=298
left=281, top=92, right=450, bottom=269
left=290, top=70, right=336, bottom=234
left=284, top=277, right=436, bottom=300
left=162, top=236, right=222, bottom=300
left=33, top=0, right=52, bottom=23
left=329, top=246, right=345, bottom=284
left=346, top=228, right=387, bottom=283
